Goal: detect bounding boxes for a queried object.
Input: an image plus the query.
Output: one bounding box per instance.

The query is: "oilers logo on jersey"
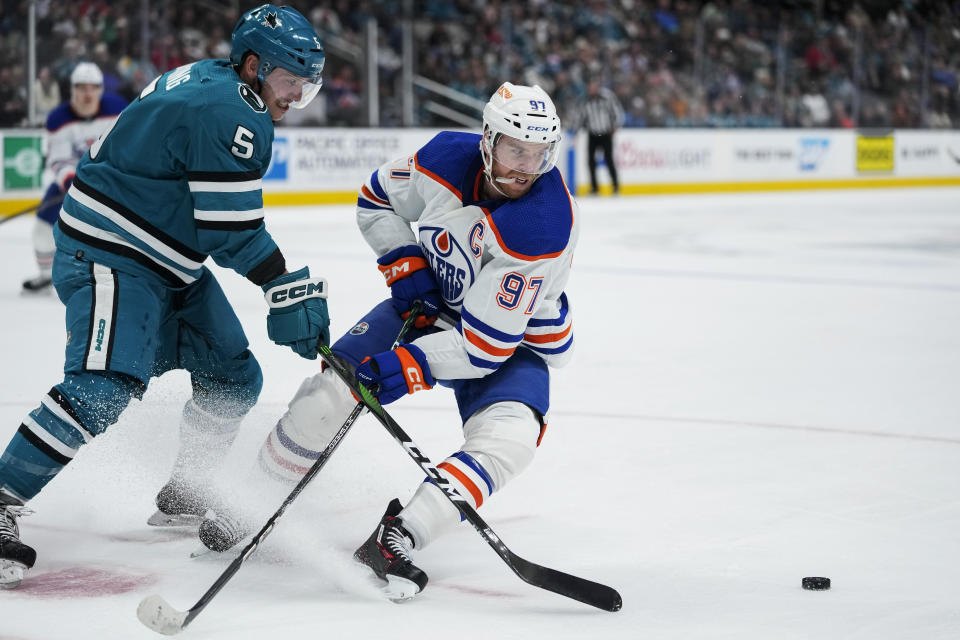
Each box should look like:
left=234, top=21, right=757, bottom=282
left=356, top=130, right=578, bottom=380
left=419, top=226, right=477, bottom=307
left=350, top=322, right=370, bottom=335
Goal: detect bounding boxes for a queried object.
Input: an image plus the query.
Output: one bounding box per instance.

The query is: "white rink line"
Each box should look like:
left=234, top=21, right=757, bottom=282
left=576, top=265, right=960, bottom=292
left=6, top=398, right=950, bottom=447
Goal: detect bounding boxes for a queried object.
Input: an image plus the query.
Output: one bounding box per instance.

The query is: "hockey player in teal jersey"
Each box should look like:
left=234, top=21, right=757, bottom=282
left=0, top=5, right=329, bottom=588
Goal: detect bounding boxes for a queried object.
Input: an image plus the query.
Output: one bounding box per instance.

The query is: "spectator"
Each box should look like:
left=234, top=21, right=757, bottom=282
left=0, top=67, right=27, bottom=127
left=34, top=66, right=62, bottom=123
left=800, top=82, right=830, bottom=127
left=6, top=0, right=960, bottom=130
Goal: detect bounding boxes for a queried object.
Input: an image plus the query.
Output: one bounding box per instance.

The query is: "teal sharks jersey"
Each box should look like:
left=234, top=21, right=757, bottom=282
left=57, top=59, right=286, bottom=287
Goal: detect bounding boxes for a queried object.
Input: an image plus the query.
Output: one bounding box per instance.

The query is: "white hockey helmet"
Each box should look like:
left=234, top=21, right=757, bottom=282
left=481, top=82, right=562, bottom=182
left=71, top=62, right=103, bottom=86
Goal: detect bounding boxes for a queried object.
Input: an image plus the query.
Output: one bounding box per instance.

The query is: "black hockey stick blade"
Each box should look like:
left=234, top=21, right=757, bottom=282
left=317, top=342, right=623, bottom=612
left=0, top=192, right=65, bottom=226
left=0, top=200, right=41, bottom=225
left=508, top=551, right=622, bottom=612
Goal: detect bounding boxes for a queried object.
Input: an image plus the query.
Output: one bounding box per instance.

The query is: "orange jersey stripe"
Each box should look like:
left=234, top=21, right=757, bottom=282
left=463, top=328, right=516, bottom=357
left=484, top=214, right=564, bottom=261
left=483, top=176, right=575, bottom=261
left=439, top=461, right=483, bottom=507
left=413, top=153, right=462, bottom=200
left=361, top=184, right=390, bottom=206
left=524, top=323, right=572, bottom=344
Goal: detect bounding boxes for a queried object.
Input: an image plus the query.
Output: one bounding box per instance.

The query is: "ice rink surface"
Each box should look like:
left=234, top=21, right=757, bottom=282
left=0, top=188, right=958, bottom=639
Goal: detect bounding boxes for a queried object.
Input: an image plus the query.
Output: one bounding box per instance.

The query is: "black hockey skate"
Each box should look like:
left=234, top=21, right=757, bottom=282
left=147, top=480, right=209, bottom=528
left=354, top=498, right=428, bottom=601
left=0, top=491, right=36, bottom=589
left=21, top=275, right=52, bottom=294
left=197, top=509, right=249, bottom=554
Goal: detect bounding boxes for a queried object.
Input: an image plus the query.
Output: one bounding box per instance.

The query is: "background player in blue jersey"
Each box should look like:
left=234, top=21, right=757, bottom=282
left=0, top=5, right=330, bottom=588
left=200, top=82, right=580, bottom=601
left=21, top=62, right=127, bottom=293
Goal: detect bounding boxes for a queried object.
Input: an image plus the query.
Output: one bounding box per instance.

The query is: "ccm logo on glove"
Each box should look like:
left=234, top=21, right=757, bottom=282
left=265, top=279, right=328, bottom=307
left=376, top=245, right=443, bottom=327
left=379, top=255, right=429, bottom=286
left=355, top=344, right=434, bottom=405
left=405, top=366, right=428, bottom=392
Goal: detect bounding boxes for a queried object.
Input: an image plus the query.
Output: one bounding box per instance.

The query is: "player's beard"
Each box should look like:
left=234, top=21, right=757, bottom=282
left=488, top=173, right=535, bottom=199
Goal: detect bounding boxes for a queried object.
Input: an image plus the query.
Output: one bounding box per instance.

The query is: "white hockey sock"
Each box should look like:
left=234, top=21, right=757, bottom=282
left=399, top=402, right=540, bottom=549
left=31, top=219, right=54, bottom=277
left=169, top=399, right=241, bottom=488
left=257, top=368, right=355, bottom=484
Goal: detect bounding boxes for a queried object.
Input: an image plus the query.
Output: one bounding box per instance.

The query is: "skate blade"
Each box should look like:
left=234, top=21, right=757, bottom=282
left=356, top=559, right=424, bottom=602
left=0, top=560, right=27, bottom=589
left=147, top=510, right=203, bottom=528
left=20, top=284, right=53, bottom=295
left=189, top=533, right=251, bottom=558
left=383, top=574, right=423, bottom=602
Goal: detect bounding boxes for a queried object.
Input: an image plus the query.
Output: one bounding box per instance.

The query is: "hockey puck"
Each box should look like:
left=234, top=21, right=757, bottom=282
left=802, top=577, right=831, bottom=591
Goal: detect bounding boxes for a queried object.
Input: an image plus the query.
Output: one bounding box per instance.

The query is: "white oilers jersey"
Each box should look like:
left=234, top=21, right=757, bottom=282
left=43, top=94, right=127, bottom=188
left=357, top=131, right=578, bottom=381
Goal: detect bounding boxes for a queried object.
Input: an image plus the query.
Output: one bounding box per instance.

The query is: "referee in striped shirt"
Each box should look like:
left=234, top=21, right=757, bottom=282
left=579, top=80, right=625, bottom=195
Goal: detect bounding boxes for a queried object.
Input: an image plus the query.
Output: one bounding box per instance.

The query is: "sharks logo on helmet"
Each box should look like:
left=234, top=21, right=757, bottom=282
left=231, top=5, right=325, bottom=87
left=260, top=11, right=281, bottom=29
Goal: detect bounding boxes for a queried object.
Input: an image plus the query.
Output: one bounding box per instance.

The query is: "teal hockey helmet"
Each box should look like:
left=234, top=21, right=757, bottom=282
left=231, top=5, right=325, bottom=107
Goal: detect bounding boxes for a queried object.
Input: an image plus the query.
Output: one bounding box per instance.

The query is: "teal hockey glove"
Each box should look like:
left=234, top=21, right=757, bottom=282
left=262, top=267, right=330, bottom=360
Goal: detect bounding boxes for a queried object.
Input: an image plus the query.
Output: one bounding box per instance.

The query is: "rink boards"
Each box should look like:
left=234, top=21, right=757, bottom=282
left=2, top=127, right=960, bottom=215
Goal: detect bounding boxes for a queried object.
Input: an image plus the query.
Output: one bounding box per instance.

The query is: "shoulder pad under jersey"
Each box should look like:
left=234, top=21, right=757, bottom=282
left=485, top=168, right=574, bottom=260
left=99, top=93, right=128, bottom=116
left=176, top=60, right=274, bottom=149
left=413, top=131, right=482, bottom=199
left=45, top=102, right=77, bottom=133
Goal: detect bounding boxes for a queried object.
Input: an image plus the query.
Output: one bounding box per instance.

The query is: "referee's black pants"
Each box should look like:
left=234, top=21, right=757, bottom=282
left=587, top=132, right=619, bottom=194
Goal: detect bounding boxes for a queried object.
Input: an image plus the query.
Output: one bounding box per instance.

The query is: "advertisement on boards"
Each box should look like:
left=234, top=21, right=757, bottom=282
left=856, top=134, right=895, bottom=172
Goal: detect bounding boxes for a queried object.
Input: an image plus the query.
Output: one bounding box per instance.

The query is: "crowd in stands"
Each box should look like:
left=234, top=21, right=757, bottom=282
left=1, top=0, right=957, bottom=130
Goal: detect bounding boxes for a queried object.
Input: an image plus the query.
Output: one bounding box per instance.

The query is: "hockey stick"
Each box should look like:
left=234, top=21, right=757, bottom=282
left=0, top=193, right=65, bottom=226
left=136, top=308, right=422, bottom=635
left=317, top=344, right=623, bottom=612
left=0, top=200, right=41, bottom=225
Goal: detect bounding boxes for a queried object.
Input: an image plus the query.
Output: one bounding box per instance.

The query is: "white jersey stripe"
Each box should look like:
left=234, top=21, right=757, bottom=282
left=84, top=264, right=116, bottom=371
left=522, top=316, right=572, bottom=337
left=40, top=396, right=91, bottom=444
left=188, top=179, right=262, bottom=193
left=24, top=415, right=78, bottom=459
left=193, top=208, right=264, bottom=222
left=67, top=184, right=204, bottom=270
left=59, top=211, right=197, bottom=284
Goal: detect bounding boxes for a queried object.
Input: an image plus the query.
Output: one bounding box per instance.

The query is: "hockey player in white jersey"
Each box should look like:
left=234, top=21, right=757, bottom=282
left=21, top=62, right=127, bottom=293
left=201, top=82, right=579, bottom=601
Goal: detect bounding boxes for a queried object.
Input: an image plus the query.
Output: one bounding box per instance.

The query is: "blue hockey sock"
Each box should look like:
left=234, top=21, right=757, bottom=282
left=0, top=374, right=139, bottom=501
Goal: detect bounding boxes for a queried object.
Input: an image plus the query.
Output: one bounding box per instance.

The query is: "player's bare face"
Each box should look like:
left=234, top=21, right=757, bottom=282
left=261, top=68, right=316, bottom=121
left=489, top=137, right=550, bottom=198
left=71, top=83, right=103, bottom=118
